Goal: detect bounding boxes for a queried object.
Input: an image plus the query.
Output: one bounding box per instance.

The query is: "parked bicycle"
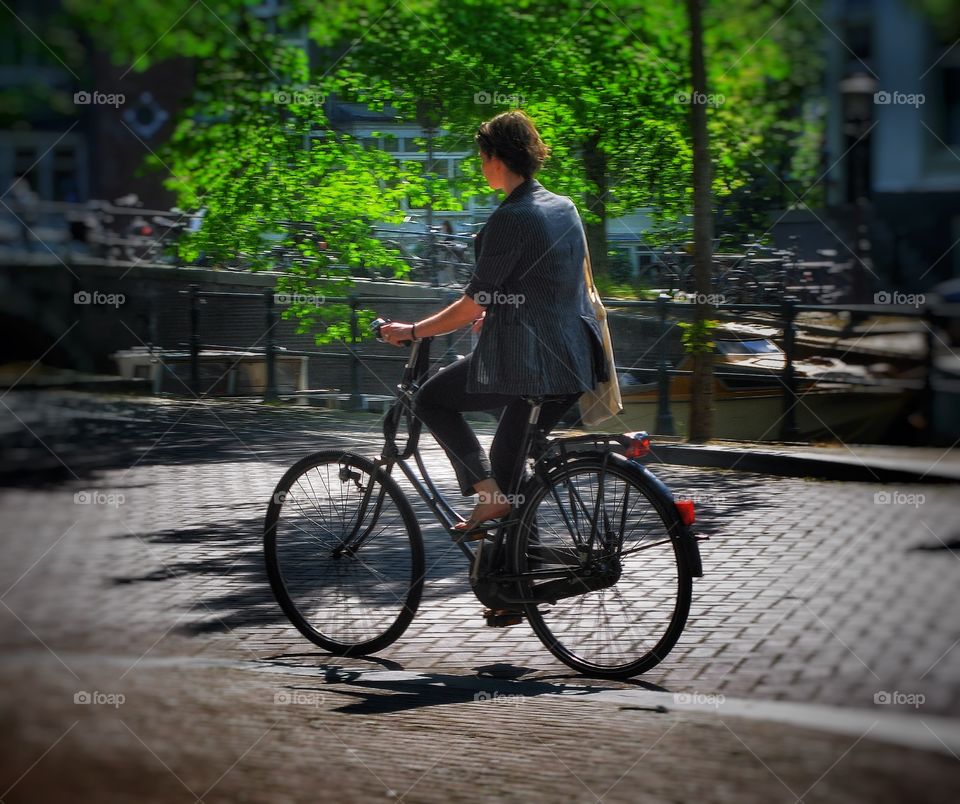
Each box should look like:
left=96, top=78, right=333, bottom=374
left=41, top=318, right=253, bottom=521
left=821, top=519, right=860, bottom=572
left=263, top=320, right=703, bottom=678
left=411, top=226, right=475, bottom=286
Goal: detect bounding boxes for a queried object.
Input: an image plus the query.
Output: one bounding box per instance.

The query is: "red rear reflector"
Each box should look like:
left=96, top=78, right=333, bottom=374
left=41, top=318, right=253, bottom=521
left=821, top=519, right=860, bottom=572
left=675, top=500, right=695, bottom=525
left=624, top=432, right=650, bottom=459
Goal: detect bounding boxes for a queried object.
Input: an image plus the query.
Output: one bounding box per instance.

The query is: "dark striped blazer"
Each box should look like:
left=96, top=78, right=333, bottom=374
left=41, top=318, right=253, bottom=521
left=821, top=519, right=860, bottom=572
left=463, top=177, right=605, bottom=395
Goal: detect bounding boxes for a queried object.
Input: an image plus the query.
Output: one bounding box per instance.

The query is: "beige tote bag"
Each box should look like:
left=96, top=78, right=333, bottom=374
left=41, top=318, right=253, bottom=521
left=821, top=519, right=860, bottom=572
left=578, top=234, right=623, bottom=427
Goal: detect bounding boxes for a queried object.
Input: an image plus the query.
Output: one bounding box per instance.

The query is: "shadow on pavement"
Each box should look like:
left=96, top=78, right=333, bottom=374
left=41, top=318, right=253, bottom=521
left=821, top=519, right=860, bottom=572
left=258, top=661, right=671, bottom=715
left=109, top=511, right=475, bottom=638
left=0, top=390, right=359, bottom=488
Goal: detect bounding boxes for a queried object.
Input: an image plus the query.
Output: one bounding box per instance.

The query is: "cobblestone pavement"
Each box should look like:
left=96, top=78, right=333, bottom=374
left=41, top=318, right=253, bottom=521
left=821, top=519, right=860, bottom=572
left=1, top=391, right=959, bottom=802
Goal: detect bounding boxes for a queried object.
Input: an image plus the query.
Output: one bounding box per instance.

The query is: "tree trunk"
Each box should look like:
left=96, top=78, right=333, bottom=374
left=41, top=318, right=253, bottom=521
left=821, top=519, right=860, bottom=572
left=582, top=131, right=608, bottom=277
left=686, top=0, right=715, bottom=442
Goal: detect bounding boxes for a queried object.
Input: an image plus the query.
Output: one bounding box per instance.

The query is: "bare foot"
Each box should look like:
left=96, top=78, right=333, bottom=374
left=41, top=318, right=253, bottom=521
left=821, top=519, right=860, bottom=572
left=452, top=499, right=512, bottom=531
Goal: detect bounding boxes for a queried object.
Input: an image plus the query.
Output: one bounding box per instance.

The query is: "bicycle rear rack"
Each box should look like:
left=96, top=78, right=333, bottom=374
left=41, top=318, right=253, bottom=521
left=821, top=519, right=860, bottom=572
left=530, top=431, right=649, bottom=469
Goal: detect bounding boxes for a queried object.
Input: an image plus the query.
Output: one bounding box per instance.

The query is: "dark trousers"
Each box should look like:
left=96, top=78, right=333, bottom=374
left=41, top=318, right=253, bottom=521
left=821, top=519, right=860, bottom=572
left=412, top=352, right=581, bottom=496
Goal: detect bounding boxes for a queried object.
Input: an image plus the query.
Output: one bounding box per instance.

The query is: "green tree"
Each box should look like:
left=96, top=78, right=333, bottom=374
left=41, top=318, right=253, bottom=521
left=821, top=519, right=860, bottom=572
left=320, top=0, right=825, bottom=268
left=62, top=0, right=425, bottom=341
left=700, top=0, right=827, bottom=246
left=686, top=0, right=715, bottom=442
left=58, top=0, right=825, bottom=349
left=319, top=0, right=694, bottom=275
left=908, top=0, right=960, bottom=37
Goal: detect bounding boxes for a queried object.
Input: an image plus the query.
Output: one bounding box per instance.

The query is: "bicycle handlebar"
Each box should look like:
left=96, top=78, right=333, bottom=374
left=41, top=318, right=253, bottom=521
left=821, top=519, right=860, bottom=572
left=371, top=316, right=413, bottom=346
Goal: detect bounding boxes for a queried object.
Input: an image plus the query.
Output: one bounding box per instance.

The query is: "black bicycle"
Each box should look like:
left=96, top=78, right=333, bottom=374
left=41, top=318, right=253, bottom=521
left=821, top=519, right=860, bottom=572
left=263, top=320, right=703, bottom=678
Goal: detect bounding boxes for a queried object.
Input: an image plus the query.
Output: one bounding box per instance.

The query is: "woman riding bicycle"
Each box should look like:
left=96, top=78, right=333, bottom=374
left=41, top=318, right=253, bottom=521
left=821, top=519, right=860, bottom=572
left=380, top=110, right=604, bottom=538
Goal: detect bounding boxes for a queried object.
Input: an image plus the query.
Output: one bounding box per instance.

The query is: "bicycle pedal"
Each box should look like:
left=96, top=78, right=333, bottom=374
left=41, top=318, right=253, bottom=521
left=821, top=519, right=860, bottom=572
left=450, top=526, right=491, bottom=543
left=484, top=612, right=524, bottom=628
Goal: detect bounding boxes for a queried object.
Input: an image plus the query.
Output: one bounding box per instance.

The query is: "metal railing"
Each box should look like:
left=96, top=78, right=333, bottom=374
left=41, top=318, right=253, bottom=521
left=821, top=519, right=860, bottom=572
left=176, top=285, right=462, bottom=403
left=169, top=285, right=957, bottom=442
left=606, top=296, right=957, bottom=440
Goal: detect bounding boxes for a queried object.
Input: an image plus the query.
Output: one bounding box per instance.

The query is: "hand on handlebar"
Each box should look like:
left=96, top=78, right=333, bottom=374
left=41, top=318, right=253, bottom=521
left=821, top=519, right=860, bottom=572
left=377, top=320, right=415, bottom=347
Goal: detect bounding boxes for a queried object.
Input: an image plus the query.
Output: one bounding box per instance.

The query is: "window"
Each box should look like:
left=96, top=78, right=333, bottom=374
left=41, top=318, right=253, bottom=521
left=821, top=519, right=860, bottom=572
left=424, top=159, right=450, bottom=178
left=356, top=128, right=488, bottom=219
left=53, top=145, right=80, bottom=201
left=926, top=23, right=960, bottom=158
left=0, top=134, right=86, bottom=201
left=941, top=64, right=960, bottom=146
left=14, top=147, right=35, bottom=187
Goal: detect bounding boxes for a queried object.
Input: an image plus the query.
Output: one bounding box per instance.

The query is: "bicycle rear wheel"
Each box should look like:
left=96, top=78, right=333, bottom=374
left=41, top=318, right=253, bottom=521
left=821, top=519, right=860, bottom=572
left=514, top=455, right=692, bottom=678
left=264, top=450, right=424, bottom=655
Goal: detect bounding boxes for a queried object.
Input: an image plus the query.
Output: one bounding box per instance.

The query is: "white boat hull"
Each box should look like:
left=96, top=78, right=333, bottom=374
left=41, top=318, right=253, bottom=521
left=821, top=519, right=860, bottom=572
left=610, top=387, right=908, bottom=442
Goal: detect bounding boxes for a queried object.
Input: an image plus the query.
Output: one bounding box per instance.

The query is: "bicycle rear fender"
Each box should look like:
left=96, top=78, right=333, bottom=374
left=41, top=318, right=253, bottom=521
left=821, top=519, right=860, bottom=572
left=630, top=459, right=703, bottom=578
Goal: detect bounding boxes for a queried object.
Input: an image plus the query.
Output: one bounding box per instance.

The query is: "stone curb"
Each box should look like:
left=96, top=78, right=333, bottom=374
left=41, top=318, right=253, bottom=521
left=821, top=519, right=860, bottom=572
left=646, top=443, right=960, bottom=484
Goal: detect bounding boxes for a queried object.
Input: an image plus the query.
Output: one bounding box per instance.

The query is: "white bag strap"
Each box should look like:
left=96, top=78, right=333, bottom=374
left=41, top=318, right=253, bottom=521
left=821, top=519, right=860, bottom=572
left=582, top=228, right=600, bottom=303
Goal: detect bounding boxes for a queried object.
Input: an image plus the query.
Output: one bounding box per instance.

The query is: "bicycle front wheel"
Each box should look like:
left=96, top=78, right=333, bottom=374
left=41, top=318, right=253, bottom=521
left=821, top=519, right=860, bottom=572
left=514, top=456, right=692, bottom=678
left=264, top=450, right=424, bottom=655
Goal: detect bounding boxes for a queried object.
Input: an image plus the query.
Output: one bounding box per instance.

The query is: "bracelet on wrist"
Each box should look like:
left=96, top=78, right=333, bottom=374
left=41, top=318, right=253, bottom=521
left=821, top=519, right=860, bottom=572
left=411, top=322, right=418, bottom=340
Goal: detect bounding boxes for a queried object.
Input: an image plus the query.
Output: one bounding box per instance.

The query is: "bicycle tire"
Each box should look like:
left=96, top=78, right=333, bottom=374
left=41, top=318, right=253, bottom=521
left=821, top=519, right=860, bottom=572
left=264, top=450, right=424, bottom=655
left=513, top=455, right=692, bottom=678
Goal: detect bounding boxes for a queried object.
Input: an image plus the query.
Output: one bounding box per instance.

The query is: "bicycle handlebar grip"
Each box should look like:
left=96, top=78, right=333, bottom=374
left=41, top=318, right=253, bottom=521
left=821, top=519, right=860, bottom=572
left=370, top=316, right=411, bottom=346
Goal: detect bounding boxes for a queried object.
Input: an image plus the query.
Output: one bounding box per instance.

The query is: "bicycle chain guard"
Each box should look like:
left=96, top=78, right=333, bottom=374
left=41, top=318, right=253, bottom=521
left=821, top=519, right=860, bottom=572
left=469, top=540, right=519, bottom=611
left=470, top=535, right=623, bottom=609
left=527, top=557, right=622, bottom=605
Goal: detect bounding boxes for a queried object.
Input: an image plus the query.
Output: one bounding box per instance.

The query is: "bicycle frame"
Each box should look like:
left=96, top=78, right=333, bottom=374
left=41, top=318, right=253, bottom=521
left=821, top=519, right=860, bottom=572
left=367, top=335, right=656, bottom=588
left=266, top=325, right=703, bottom=673
left=373, top=336, right=522, bottom=565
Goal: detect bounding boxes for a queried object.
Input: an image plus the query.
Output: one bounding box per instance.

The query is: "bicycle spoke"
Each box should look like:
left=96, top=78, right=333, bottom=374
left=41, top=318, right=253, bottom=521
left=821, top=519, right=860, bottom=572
left=519, top=461, right=690, bottom=676
left=266, top=453, right=423, bottom=653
